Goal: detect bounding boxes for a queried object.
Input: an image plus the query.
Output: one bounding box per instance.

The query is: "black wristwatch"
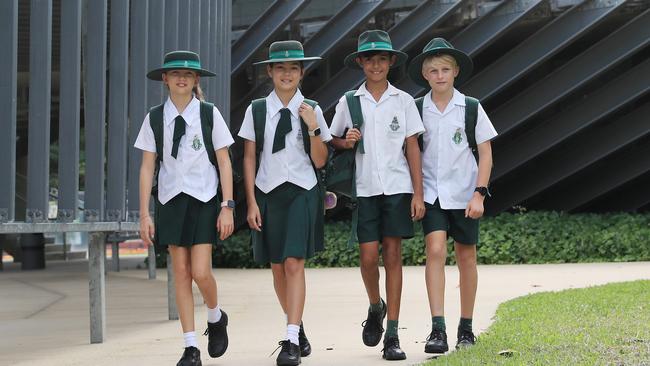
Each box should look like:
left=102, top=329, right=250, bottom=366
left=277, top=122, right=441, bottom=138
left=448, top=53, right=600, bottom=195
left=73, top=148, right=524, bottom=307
left=474, top=186, right=491, bottom=197
left=221, top=200, right=236, bottom=209
left=308, top=127, right=321, bottom=137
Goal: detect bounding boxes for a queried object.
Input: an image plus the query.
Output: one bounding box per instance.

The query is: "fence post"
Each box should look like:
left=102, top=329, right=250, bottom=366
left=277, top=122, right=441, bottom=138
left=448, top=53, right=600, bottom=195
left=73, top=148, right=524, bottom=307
left=89, top=232, right=106, bottom=344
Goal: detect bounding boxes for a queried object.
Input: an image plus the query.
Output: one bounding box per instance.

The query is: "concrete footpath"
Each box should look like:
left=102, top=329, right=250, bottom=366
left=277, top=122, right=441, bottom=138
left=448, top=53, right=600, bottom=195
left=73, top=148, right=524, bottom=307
left=1, top=259, right=648, bottom=366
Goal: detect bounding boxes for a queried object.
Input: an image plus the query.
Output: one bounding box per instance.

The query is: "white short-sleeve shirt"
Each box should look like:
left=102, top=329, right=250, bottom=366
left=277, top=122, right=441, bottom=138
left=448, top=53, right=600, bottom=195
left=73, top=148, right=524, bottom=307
left=329, top=82, right=425, bottom=197
left=134, top=96, right=235, bottom=204
left=421, top=89, right=498, bottom=209
left=238, top=89, right=333, bottom=194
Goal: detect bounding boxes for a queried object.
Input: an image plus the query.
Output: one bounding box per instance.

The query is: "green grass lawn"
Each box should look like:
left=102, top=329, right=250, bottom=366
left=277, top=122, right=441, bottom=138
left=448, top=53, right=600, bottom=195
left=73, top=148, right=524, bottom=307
left=427, top=280, right=650, bottom=365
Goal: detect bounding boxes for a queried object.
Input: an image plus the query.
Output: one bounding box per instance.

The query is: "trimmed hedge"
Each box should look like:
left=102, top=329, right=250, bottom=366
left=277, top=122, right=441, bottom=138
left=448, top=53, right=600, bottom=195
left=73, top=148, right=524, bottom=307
left=208, top=211, right=650, bottom=268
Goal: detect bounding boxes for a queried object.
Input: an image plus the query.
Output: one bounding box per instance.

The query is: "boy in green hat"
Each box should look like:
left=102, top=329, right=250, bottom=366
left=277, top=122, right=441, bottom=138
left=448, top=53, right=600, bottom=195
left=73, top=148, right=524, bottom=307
left=238, top=40, right=331, bottom=366
left=407, top=38, right=497, bottom=353
left=136, top=50, right=234, bottom=366
left=329, top=30, right=425, bottom=361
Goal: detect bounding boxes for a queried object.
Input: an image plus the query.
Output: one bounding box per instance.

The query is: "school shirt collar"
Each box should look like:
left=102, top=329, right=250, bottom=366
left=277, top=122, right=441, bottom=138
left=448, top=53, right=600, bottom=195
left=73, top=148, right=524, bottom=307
left=355, top=81, right=399, bottom=104
left=164, top=96, right=200, bottom=126
left=423, top=88, right=465, bottom=114
left=267, top=89, right=304, bottom=120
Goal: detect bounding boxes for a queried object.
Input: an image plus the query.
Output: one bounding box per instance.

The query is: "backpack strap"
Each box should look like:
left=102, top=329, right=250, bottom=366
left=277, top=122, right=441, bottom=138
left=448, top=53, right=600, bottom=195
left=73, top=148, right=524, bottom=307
left=199, top=101, right=217, bottom=167
left=300, top=98, right=319, bottom=156
left=148, top=103, right=165, bottom=196
left=344, top=90, right=365, bottom=154
left=414, top=97, right=424, bottom=152
left=251, top=98, right=267, bottom=174
left=149, top=103, right=165, bottom=163
left=464, top=96, right=479, bottom=165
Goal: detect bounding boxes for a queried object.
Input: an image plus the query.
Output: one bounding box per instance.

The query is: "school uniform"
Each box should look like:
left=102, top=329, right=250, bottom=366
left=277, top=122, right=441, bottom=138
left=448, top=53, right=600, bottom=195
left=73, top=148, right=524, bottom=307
left=134, top=96, right=234, bottom=247
left=329, top=81, right=425, bottom=243
left=420, top=88, right=497, bottom=244
left=238, top=89, right=332, bottom=264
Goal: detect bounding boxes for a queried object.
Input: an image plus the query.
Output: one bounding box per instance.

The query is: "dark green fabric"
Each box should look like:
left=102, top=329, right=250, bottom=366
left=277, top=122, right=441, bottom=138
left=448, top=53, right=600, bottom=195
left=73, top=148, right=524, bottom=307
left=272, top=108, right=292, bottom=153
left=155, top=193, right=219, bottom=248
left=414, top=96, right=479, bottom=165
left=421, top=199, right=479, bottom=245
left=356, top=194, right=414, bottom=244
left=459, top=317, right=473, bottom=333
left=171, top=115, right=186, bottom=158
left=345, top=90, right=365, bottom=154
left=251, top=183, right=324, bottom=264
left=199, top=101, right=217, bottom=167
left=370, top=300, right=384, bottom=313
left=386, top=320, right=399, bottom=337
left=432, top=316, right=446, bottom=331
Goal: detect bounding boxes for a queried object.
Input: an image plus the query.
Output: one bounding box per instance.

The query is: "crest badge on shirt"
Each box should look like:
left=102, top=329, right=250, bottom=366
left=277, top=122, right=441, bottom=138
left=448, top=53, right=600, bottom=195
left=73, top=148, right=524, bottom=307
left=453, top=128, right=463, bottom=145
left=192, top=135, right=203, bottom=151
left=390, top=116, right=400, bottom=131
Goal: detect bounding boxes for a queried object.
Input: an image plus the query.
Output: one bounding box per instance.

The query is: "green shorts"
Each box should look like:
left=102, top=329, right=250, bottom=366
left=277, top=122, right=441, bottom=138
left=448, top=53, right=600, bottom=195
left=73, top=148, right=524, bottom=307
left=155, top=193, right=219, bottom=248
left=252, top=183, right=325, bottom=264
left=357, top=193, right=414, bottom=244
left=421, top=199, right=479, bottom=245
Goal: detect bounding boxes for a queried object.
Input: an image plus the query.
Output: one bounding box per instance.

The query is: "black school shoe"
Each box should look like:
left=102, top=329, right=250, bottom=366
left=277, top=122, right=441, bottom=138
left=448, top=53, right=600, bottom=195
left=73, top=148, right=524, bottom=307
left=203, top=310, right=228, bottom=358
left=382, top=335, right=407, bottom=360
left=362, top=298, right=386, bottom=346
left=276, top=340, right=301, bottom=366
left=298, top=322, right=311, bottom=357
left=424, top=328, right=449, bottom=354
left=177, top=346, right=202, bottom=366
left=455, top=329, right=476, bottom=349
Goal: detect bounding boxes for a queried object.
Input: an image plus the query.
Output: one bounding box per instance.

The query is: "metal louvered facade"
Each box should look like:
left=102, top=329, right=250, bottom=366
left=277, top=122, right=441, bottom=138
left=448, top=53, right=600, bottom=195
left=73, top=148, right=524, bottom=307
left=230, top=0, right=650, bottom=215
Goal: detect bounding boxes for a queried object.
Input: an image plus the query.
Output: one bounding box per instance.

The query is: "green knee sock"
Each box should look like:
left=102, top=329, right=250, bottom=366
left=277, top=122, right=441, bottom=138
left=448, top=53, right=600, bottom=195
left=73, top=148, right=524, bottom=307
left=432, top=316, right=446, bottom=331
left=386, top=320, right=399, bottom=337
left=369, top=299, right=384, bottom=313
left=459, top=317, right=472, bottom=332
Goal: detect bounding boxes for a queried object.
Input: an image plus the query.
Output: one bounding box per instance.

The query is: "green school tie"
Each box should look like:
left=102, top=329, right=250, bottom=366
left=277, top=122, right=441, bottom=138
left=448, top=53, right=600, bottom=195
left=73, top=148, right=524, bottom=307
left=171, top=115, right=186, bottom=159
left=272, top=108, right=292, bottom=153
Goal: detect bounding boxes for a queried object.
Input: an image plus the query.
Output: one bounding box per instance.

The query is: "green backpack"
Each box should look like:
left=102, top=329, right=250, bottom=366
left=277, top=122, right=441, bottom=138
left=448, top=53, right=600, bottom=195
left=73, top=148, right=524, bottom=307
left=324, top=90, right=365, bottom=244
left=250, top=97, right=326, bottom=196
left=414, top=96, right=480, bottom=164
left=149, top=100, right=219, bottom=196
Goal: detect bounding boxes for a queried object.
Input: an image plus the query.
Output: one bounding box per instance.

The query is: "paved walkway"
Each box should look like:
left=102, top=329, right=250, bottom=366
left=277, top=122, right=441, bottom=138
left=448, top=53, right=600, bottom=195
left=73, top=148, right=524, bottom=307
left=1, top=259, right=648, bottom=366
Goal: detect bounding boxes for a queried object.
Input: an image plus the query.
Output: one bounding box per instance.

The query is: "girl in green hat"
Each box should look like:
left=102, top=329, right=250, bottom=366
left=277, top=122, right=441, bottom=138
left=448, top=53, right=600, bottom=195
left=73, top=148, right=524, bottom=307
left=135, top=50, right=234, bottom=366
left=329, top=29, right=426, bottom=361
left=407, top=38, right=497, bottom=353
left=238, top=40, right=332, bottom=366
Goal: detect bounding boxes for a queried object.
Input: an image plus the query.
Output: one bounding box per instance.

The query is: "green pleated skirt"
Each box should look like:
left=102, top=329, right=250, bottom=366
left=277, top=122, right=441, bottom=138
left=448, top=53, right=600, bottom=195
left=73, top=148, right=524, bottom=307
left=252, top=182, right=324, bottom=264
left=154, top=193, right=219, bottom=249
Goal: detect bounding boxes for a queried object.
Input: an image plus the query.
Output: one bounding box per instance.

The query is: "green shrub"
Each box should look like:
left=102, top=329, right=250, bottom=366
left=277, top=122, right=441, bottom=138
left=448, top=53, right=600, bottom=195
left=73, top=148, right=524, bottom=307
left=154, top=211, right=650, bottom=268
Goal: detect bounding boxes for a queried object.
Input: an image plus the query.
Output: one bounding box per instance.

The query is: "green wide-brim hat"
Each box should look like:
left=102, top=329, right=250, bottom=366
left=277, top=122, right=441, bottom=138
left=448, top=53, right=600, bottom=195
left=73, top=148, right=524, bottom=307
left=253, top=40, right=321, bottom=65
left=407, top=37, right=473, bottom=88
left=344, top=30, right=408, bottom=69
left=146, top=50, right=216, bottom=81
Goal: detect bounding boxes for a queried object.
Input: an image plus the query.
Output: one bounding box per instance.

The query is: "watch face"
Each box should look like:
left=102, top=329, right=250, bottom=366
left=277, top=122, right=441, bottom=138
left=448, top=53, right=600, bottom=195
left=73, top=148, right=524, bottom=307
left=227, top=200, right=236, bottom=209
left=314, top=127, right=321, bottom=136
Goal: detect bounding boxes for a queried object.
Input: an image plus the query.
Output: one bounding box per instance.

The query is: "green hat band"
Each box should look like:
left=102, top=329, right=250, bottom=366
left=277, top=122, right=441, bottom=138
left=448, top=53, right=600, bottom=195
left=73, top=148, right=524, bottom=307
left=270, top=49, right=305, bottom=60
left=358, top=41, right=392, bottom=52
left=162, top=60, right=202, bottom=69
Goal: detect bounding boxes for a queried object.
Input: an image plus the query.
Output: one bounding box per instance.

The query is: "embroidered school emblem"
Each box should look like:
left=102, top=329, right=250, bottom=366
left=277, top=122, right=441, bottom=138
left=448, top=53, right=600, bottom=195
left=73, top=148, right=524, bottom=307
left=390, top=116, right=400, bottom=131
left=191, top=135, right=203, bottom=151
left=453, top=128, right=463, bottom=145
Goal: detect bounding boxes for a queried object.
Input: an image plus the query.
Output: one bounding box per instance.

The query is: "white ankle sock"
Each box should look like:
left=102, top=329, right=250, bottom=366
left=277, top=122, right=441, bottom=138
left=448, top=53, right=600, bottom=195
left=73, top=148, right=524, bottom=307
left=287, top=324, right=300, bottom=346
left=207, top=305, right=222, bottom=323
left=183, top=331, right=198, bottom=348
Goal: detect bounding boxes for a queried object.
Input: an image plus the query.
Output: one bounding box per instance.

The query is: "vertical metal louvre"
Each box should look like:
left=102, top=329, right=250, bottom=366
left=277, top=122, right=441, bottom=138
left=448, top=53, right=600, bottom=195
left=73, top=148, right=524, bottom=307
left=27, top=0, right=52, bottom=223
left=0, top=0, right=18, bottom=223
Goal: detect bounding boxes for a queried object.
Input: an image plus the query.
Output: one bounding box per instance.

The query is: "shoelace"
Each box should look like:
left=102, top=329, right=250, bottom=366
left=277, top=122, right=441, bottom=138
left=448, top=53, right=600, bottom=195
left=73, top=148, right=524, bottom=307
left=269, top=340, right=291, bottom=357
left=426, top=329, right=446, bottom=342
left=361, top=311, right=384, bottom=332
left=381, top=337, right=400, bottom=353
left=458, top=331, right=476, bottom=343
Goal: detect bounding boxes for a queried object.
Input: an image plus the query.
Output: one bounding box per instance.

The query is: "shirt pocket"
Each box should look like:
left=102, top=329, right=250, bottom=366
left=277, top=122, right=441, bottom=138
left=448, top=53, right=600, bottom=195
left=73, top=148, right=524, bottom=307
left=444, top=118, right=468, bottom=151
left=384, top=111, right=406, bottom=141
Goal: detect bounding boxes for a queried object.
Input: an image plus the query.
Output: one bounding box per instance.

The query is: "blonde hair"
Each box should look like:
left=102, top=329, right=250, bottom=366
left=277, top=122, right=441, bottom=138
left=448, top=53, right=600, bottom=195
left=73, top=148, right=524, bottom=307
left=193, top=83, right=205, bottom=101
left=422, top=54, right=458, bottom=70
